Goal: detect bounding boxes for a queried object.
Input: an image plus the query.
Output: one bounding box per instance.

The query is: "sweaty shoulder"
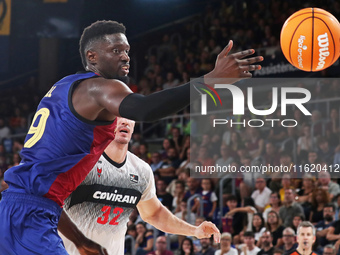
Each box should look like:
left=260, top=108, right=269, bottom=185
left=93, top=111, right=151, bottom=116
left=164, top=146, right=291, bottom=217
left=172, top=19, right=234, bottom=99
left=72, top=77, right=133, bottom=121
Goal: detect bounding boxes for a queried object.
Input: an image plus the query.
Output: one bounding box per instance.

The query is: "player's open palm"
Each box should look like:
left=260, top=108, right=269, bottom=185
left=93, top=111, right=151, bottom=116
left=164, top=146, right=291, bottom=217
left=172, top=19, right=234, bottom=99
left=194, top=221, right=221, bottom=244
left=205, top=40, right=263, bottom=83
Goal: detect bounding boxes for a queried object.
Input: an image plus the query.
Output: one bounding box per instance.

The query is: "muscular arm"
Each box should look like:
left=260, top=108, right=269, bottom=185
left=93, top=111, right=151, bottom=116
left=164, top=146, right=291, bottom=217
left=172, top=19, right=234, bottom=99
left=74, top=42, right=263, bottom=122
left=137, top=196, right=220, bottom=243
left=58, top=209, right=108, bottom=255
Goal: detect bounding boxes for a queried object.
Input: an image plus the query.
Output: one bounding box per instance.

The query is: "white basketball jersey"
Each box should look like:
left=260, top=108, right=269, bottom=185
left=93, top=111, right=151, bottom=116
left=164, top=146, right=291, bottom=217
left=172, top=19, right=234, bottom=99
left=60, top=151, right=156, bottom=255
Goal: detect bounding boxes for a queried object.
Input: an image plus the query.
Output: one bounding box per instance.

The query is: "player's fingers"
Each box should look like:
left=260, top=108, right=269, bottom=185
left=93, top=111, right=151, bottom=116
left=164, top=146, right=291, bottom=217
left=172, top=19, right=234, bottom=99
left=218, top=40, right=233, bottom=59
left=232, top=49, right=256, bottom=59
left=213, top=232, right=221, bottom=243
left=238, top=56, right=264, bottom=65
left=239, top=65, right=262, bottom=72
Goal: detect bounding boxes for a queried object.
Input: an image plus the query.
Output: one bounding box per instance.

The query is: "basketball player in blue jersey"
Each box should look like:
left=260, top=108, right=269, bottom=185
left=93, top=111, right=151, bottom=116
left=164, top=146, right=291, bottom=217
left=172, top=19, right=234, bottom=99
left=58, top=117, right=220, bottom=255
left=0, top=20, right=263, bottom=254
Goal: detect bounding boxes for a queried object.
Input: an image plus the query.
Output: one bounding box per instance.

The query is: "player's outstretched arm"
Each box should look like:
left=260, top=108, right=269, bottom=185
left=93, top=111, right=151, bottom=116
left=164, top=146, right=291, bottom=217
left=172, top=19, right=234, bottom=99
left=74, top=41, right=263, bottom=122
left=58, top=210, right=108, bottom=255
left=137, top=196, right=221, bottom=243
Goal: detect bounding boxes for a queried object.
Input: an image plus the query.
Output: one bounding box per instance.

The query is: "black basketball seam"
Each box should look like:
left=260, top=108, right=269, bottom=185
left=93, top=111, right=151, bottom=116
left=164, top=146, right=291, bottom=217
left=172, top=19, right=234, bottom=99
left=289, top=17, right=313, bottom=68
left=311, top=8, right=314, bottom=71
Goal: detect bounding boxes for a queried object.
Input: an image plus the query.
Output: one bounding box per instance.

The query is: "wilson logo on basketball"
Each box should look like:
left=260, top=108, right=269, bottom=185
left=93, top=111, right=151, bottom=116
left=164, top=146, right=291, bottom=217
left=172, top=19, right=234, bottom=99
left=316, top=33, right=330, bottom=70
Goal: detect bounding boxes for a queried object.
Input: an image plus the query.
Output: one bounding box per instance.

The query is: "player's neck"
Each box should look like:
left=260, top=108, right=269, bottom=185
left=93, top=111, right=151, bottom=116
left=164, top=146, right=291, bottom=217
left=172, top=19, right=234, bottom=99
left=104, top=143, right=128, bottom=164
left=296, top=246, right=312, bottom=255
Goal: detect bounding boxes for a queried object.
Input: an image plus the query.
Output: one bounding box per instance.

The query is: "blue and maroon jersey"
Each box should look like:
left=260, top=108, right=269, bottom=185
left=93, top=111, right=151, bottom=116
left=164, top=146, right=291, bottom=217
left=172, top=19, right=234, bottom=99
left=4, top=72, right=117, bottom=207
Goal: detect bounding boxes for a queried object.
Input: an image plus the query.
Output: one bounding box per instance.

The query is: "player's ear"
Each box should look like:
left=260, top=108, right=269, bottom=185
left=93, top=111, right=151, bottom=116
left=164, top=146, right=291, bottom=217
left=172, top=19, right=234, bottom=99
left=87, top=50, right=97, bottom=64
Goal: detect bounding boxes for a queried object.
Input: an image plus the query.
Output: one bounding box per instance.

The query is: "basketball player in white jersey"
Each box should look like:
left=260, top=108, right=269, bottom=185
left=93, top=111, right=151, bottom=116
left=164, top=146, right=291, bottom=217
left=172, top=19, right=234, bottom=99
left=58, top=117, right=220, bottom=255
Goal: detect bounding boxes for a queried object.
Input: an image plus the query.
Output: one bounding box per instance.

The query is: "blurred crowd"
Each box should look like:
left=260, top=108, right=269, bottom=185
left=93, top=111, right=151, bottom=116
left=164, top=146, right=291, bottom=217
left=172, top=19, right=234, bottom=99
left=1, top=0, right=340, bottom=255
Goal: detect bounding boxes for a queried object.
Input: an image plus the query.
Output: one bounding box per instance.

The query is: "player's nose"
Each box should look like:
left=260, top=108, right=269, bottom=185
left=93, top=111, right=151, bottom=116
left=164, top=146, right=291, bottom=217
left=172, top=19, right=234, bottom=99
left=121, top=52, right=130, bottom=62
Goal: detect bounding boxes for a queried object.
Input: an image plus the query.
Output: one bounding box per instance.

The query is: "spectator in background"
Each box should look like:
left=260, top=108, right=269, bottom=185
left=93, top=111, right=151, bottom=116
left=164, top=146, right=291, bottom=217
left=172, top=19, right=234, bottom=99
left=13, top=117, right=28, bottom=134
left=0, top=118, right=11, bottom=142
left=160, top=138, right=175, bottom=160
left=317, top=137, right=337, bottom=165
left=135, top=222, right=154, bottom=255
left=315, top=204, right=335, bottom=249
left=139, top=143, right=151, bottom=164
left=197, top=146, right=215, bottom=170
left=169, top=127, right=184, bottom=154
left=210, top=134, right=222, bottom=161
left=273, top=249, right=283, bottom=255
left=147, top=236, right=173, bottom=255
left=311, top=110, right=323, bottom=137
left=251, top=213, right=266, bottom=243
left=177, top=148, right=194, bottom=175
left=240, top=231, right=261, bottom=255
left=307, top=151, right=320, bottom=166
left=175, top=237, right=194, bottom=255
left=126, top=224, right=137, bottom=255
left=172, top=180, right=186, bottom=213
left=291, top=214, right=305, bottom=234
left=167, top=168, right=189, bottom=197
left=227, top=131, right=243, bottom=158
left=263, top=192, right=282, bottom=222
left=196, top=237, right=215, bottom=255
left=251, top=177, right=272, bottom=213
left=163, top=71, right=179, bottom=90
left=297, top=125, right=316, bottom=164
left=179, top=136, right=190, bottom=162
left=279, top=227, right=297, bottom=255
left=279, top=188, right=304, bottom=227
left=267, top=112, right=287, bottom=145
left=263, top=142, right=280, bottom=167
left=156, top=179, right=173, bottom=211
left=322, top=245, right=336, bottom=255
left=266, top=211, right=284, bottom=248
left=157, top=147, right=181, bottom=184
left=296, top=173, right=314, bottom=204
left=150, top=152, right=163, bottom=173
left=223, top=195, right=245, bottom=237
left=279, top=174, right=294, bottom=202
left=175, top=199, right=196, bottom=226
left=245, top=127, right=265, bottom=160
left=214, top=232, right=238, bottom=255
left=258, top=231, right=274, bottom=255
left=199, top=178, right=217, bottom=221
left=183, top=177, right=201, bottom=213
left=309, top=188, right=330, bottom=224
left=215, top=144, right=234, bottom=177
left=318, top=171, right=340, bottom=200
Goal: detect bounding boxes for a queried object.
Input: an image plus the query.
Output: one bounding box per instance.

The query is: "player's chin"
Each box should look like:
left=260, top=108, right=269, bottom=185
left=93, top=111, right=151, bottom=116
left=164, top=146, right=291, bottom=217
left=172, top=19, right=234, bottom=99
left=115, top=74, right=130, bottom=84
left=115, top=137, right=129, bottom=144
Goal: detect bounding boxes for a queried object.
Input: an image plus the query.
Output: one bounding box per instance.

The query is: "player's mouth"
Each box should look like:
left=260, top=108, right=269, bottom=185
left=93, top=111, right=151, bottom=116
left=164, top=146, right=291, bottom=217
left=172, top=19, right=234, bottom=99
left=118, top=127, right=130, bottom=134
left=121, top=64, right=130, bottom=75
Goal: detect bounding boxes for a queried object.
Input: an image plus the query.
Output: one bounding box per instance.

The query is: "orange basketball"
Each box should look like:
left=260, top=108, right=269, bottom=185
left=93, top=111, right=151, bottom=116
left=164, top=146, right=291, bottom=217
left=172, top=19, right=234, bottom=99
left=280, top=8, right=340, bottom=72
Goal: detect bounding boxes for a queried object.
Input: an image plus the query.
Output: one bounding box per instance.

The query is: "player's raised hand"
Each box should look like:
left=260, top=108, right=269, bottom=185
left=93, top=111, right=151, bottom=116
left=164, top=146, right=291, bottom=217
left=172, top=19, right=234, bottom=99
left=204, top=40, right=263, bottom=84
left=194, top=221, right=221, bottom=243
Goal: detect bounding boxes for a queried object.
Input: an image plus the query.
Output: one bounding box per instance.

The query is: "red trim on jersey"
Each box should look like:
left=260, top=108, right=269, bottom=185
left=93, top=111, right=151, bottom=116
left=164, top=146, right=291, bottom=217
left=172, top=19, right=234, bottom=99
left=289, top=251, right=317, bottom=255
left=44, top=120, right=117, bottom=207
